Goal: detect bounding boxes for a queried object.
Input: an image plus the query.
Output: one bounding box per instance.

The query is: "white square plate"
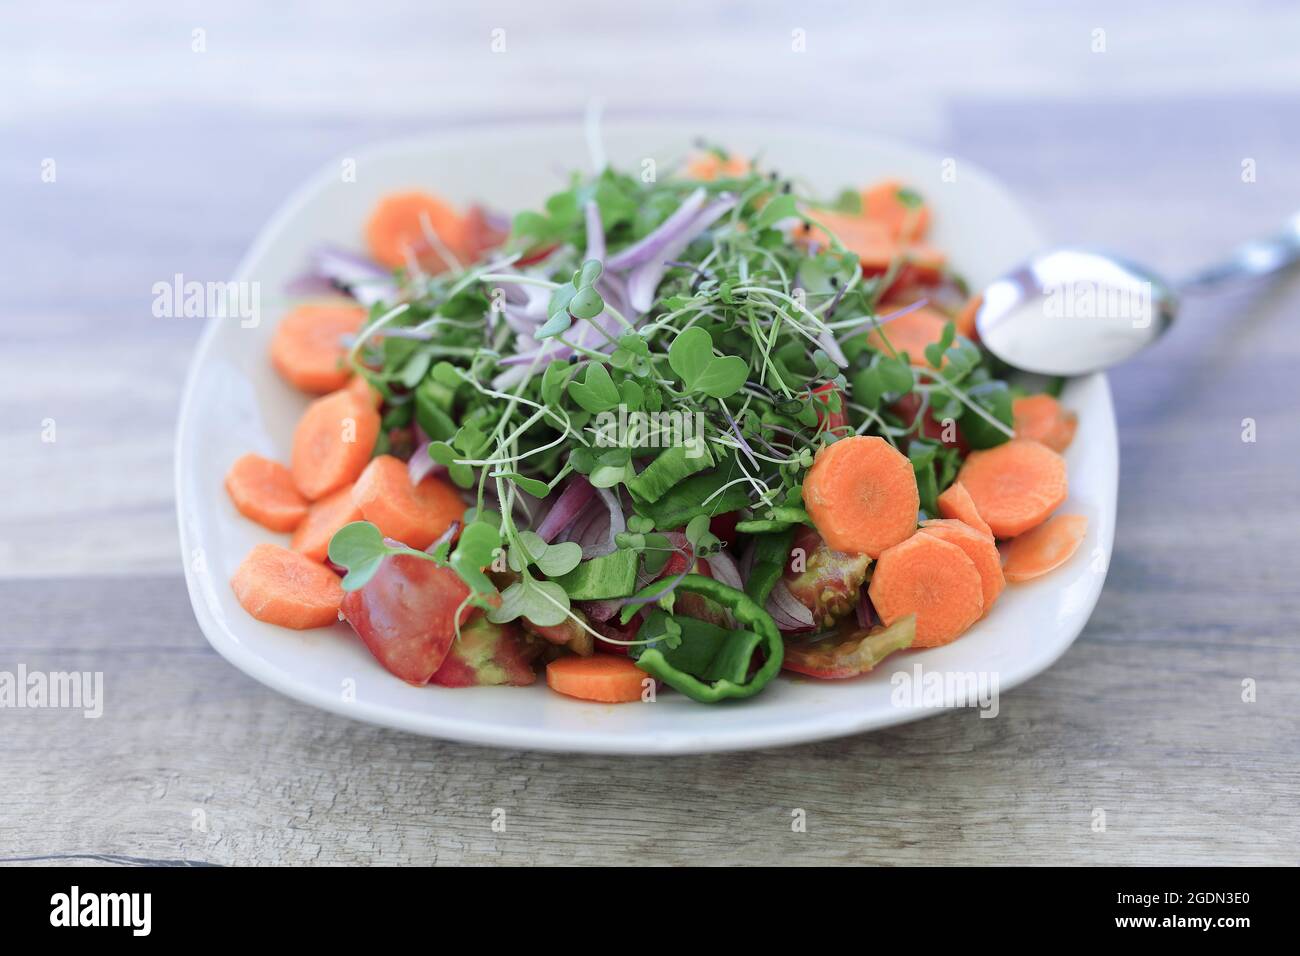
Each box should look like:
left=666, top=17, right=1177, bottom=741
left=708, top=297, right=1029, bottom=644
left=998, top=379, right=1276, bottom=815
left=176, top=119, right=1117, bottom=754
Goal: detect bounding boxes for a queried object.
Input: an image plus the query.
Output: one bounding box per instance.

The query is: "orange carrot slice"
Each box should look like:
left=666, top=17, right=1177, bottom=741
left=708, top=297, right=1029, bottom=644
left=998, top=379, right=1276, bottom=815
left=956, top=439, right=1068, bottom=539
left=1003, top=514, right=1089, bottom=583
left=868, top=533, right=984, bottom=647
left=230, top=542, right=344, bottom=629
left=269, top=303, right=367, bottom=394
left=1013, top=394, right=1078, bottom=453
left=801, top=211, right=898, bottom=272
left=955, top=293, right=983, bottom=339
left=684, top=152, right=749, bottom=180
left=546, top=655, right=648, bottom=703
left=804, top=435, right=919, bottom=558
left=351, top=454, right=466, bottom=550
left=920, top=519, right=1006, bottom=615
left=290, top=388, right=381, bottom=500
left=344, top=374, right=384, bottom=410
left=867, top=306, right=951, bottom=367
left=936, top=481, right=994, bottom=538
left=862, top=179, right=930, bottom=242
left=224, top=453, right=309, bottom=532
left=291, top=483, right=363, bottom=563
left=365, top=191, right=465, bottom=271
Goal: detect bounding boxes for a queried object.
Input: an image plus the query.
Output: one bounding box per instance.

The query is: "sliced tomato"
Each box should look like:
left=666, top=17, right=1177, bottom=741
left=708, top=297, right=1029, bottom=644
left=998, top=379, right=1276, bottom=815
left=591, top=614, right=640, bottom=656
left=891, top=392, right=968, bottom=455
left=810, top=382, right=848, bottom=433
left=784, top=526, right=870, bottom=628
left=339, top=553, right=472, bottom=684
left=431, top=615, right=539, bottom=687
left=514, top=243, right=558, bottom=267
left=782, top=616, right=915, bottom=679
left=708, top=511, right=740, bottom=547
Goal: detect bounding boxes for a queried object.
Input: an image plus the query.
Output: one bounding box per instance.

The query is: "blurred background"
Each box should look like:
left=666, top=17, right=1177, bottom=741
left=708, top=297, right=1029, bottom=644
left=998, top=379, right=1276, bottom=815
left=2, top=2, right=1298, bottom=865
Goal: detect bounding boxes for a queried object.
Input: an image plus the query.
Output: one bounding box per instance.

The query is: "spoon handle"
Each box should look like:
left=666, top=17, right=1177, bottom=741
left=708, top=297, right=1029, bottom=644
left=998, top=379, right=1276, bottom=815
left=1177, top=212, right=1300, bottom=294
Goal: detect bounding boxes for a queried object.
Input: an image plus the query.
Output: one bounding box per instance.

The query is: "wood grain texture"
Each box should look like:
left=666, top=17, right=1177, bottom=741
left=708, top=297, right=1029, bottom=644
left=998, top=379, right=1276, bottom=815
left=1, top=1, right=1298, bottom=866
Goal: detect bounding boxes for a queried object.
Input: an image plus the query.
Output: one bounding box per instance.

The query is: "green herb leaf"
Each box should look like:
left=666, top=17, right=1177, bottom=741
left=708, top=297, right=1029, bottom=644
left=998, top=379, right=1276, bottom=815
left=327, top=521, right=390, bottom=591
left=567, top=362, right=620, bottom=413
left=668, top=326, right=748, bottom=398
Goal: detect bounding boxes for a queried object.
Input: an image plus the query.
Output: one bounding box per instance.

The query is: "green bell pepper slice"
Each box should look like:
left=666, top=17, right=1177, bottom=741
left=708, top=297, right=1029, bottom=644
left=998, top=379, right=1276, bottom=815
left=743, top=527, right=794, bottom=606
left=634, top=573, right=783, bottom=703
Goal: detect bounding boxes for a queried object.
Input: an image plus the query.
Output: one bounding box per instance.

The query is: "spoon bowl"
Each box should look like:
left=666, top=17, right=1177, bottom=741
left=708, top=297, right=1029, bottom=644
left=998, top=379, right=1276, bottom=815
left=974, top=249, right=1178, bottom=376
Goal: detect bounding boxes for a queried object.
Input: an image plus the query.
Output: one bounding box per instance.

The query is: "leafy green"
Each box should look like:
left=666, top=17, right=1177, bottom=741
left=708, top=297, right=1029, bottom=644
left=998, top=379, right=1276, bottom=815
left=667, top=327, right=748, bottom=399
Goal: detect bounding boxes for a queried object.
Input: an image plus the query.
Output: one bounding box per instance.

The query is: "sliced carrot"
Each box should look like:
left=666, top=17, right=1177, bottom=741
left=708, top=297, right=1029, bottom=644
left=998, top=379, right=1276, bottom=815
left=344, top=373, right=384, bottom=410
left=1003, top=514, right=1089, bottom=583
left=956, top=438, right=1068, bottom=539
left=955, top=293, right=983, bottom=339
left=800, top=211, right=898, bottom=271
left=936, top=481, right=994, bottom=538
left=224, top=453, right=309, bottom=532
left=861, top=179, right=930, bottom=242
left=546, top=655, right=648, bottom=703
left=868, top=533, right=984, bottom=647
left=230, top=542, right=344, bottom=629
left=269, top=303, right=366, bottom=394
left=866, top=305, right=951, bottom=367
left=365, top=191, right=465, bottom=272
left=290, top=388, right=381, bottom=500
left=804, top=435, right=919, bottom=558
left=685, top=152, right=749, bottom=180
left=1013, top=394, right=1078, bottom=453
left=291, top=483, right=363, bottom=562
left=351, top=454, right=466, bottom=550
left=920, top=519, right=1005, bottom=615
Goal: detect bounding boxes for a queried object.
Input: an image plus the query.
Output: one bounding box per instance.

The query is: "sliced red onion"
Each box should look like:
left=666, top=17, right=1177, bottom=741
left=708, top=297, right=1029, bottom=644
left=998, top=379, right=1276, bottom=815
left=408, top=440, right=448, bottom=486
left=625, top=194, right=737, bottom=312
left=578, top=599, right=622, bottom=623
left=606, top=188, right=707, bottom=270
left=738, top=537, right=756, bottom=583
left=491, top=364, right=533, bottom=391
left=703, top=549, right=743, bottom=591
left=311, top=245, right=397, bottom=308
left=584, top=200, right=605, bottom=262
left=426, top=520, right=460, bottom=554
left=535, top=475, right=596, bottom=543
left=563, top=499, right=606, bottom=552
left=817, top=326, right=850, bottom=368
left=855, top=587, right=879, bottom=629
left=766, top=579, right=816, bottom=632
left=481, top=206, right=511, bottom=235
left=838, top=298, right=930, bottom=342
left=285, top=273, right=340, bottom=298
left=719, top=403, right=759, bottom=470
left=559, top=488, right=626, bottom=559
left=585, top=487, right=626, bottom=558
left=501, top=304, right=543, bottom=336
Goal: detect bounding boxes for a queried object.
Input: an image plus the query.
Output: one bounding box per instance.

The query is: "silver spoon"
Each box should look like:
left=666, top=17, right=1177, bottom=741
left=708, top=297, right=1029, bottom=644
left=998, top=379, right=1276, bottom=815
left=974, top=212, right=1300, bottom=376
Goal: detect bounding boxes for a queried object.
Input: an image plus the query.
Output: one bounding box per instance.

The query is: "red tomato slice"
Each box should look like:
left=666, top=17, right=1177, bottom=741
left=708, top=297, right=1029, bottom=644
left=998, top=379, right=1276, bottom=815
left=891, top=392, right=968, bottom=455
left=811, top=382, right=848, bottom=433
left=339, top=553, right=472, bottom=684
left=782, top=617, right=915, bottom=679
left=430, top=615, right=538, bottom=687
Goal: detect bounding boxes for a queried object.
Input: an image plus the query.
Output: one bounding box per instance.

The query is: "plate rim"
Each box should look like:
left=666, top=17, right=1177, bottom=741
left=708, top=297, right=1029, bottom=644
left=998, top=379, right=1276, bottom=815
left=175, top=117, right=1117, bottom=754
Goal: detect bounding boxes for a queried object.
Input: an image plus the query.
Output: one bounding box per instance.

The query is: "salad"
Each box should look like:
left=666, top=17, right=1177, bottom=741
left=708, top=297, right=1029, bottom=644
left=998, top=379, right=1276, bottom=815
left=223, top=142, right=1088, bottom=705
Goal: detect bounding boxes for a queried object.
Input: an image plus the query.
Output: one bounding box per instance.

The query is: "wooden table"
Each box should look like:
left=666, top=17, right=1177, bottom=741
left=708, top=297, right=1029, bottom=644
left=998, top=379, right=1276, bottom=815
left=2, top=2, right=1297, bottom=865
